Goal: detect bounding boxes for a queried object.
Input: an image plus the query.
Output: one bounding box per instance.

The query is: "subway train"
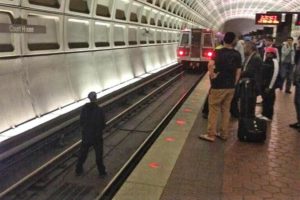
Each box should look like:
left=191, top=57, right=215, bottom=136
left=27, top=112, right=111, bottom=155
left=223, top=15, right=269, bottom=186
left=0, top=0, right=206, bottom=135
left=177, top=28, right=215, bottom=69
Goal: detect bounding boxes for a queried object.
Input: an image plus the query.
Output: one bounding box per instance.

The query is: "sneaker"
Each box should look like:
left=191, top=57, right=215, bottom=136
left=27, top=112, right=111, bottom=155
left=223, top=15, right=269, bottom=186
left=199, top=134, right=215, bottom=142
left=289, top=122, right=300, bottom=129
left=216, top=134, right=228, bottom=141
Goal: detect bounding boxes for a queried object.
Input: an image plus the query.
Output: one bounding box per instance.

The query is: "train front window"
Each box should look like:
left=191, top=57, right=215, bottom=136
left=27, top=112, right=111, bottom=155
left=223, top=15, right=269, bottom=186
left=180, top=33, right=189, bottom=46
left=203, top=33, right=213, bottom=47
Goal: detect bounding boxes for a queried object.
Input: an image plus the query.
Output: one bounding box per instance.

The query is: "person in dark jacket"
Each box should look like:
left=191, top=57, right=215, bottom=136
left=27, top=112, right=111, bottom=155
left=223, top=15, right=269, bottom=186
left=289, top=36, right=300, bottom=130
left=241, top=41, right=263, bottom=95
left=259, top=47, right=280, bottom=121
left=76, top=91, right=107, bottom=176
left=230, top=41, right=263, bottom=117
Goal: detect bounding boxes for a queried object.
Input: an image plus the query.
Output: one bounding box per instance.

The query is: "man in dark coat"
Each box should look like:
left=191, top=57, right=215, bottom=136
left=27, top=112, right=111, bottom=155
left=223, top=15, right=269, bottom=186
left=289, top=36, right=300, bottom=130
left=230, top=41, right=263, bottom=118
left=241, top=41, right=263, bottom=95
left=76, top=91, right=106, bottom=176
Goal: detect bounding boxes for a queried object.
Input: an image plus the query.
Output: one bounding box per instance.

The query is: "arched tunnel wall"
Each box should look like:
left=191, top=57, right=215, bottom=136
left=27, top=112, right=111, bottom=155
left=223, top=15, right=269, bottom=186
left=0, top=0, right=203, bottom=133
left=221, top=18, right=265, bottom=36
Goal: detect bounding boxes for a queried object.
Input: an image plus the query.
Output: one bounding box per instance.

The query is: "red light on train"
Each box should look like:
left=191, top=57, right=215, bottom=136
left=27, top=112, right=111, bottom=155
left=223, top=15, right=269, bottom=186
left=202, top=48, right=214, bottom=59
left=177, top=48, right=190, bottom=57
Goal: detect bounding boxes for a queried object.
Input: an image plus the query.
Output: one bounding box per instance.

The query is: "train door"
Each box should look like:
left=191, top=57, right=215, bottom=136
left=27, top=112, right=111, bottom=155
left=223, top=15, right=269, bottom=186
left=190, top=29, right=201, bottom=58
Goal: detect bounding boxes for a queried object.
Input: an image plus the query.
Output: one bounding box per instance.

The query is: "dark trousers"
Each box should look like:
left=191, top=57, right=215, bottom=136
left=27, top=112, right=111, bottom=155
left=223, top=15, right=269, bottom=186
left=280, top=63, right=294, bottom=91
left=202, top=95, right=209, bottom=115
left=76, top=140, right=105, bottom=174
left=230, top=89, right=240, bottom=117
left=295, top=81, right=300, bottom=122
left=262, top=89, right=276, bottom=119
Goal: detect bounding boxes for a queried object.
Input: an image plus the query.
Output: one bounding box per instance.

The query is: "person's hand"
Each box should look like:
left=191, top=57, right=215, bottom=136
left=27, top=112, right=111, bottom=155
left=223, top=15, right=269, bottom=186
left=209, top=72, right=218, bottom=79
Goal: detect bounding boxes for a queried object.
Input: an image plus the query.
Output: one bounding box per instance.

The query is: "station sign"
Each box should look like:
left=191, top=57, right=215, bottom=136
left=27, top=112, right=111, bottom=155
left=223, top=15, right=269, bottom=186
left=296, top=15, right=300, bottom=26
left=255, top=13, right=281, bottom=25
left=0, top=23, right=46, bottom=33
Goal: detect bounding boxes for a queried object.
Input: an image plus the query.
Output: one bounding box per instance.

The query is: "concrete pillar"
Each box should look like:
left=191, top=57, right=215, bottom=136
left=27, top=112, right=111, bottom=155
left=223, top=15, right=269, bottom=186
left=276, top=14, right=293, bottom=45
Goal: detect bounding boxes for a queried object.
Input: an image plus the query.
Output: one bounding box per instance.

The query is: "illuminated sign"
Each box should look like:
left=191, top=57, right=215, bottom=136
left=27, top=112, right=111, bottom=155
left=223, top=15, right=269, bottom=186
left=255, top=14, right=281, bottom=25
left=296, top=15, right=300, bottom=26
left=0, top=23, right=46, bottom=33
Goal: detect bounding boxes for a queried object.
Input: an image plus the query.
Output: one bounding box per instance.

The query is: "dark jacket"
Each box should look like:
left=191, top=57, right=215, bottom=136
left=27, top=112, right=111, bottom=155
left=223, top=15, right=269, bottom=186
left=262, top=58, right=280, bottom=90
left=295, top=48, right=300, bottom=83
left=241, top=53, right=263, bottom=95
left=80, top=102, right=106, bottom=143
left=296, top=48, right=300, bottom=65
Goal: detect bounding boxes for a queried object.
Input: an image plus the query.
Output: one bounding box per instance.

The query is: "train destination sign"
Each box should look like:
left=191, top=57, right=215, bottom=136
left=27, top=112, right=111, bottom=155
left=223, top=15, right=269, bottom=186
left=0, top=23, right=46, bottom=33
left=255, top=13, right=281, bottom=25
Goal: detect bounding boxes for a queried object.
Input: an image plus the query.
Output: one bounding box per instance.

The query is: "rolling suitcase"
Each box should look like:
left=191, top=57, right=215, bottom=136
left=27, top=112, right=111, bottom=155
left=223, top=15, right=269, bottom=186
left=238, top=117, right=267, bottom=142
left=238, top=78, right=267, bottom=142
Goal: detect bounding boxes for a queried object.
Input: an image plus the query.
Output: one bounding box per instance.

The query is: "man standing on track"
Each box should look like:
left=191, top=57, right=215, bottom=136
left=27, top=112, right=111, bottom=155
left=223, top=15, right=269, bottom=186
left=199, top=32, right=241, bottom=142
left=76, top=92, right=107, bottom=177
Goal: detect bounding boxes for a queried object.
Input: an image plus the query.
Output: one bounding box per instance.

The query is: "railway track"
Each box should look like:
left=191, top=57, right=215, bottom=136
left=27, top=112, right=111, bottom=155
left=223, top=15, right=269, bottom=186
left=0, top=65, right=205, bottom=200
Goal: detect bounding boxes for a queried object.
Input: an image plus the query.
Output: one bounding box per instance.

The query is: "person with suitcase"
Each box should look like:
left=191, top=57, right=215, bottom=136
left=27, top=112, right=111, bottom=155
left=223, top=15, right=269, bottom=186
left=199, top=32, right=242, bottom=142
left=76, top=91, right=107, bottom=177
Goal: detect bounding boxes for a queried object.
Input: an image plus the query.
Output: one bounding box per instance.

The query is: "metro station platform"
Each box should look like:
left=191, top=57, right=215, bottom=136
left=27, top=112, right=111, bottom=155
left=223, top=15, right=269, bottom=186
left=113, top=74, right=300, bottom=200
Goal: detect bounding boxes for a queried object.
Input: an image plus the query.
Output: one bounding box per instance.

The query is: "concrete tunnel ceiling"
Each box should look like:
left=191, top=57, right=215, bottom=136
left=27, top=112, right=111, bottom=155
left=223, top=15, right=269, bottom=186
left=188, top=0, right=300, bottom=29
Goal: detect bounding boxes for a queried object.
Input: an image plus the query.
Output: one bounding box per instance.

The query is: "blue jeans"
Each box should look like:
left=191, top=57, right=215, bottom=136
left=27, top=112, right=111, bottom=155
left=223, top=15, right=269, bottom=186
left=281, top=63, right=294, bottom=91
left=295, top=81, right=300, bottom=122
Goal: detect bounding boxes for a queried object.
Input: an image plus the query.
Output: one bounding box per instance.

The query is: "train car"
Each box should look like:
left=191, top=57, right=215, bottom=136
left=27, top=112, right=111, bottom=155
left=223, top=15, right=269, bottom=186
left=177, top=28, right=215, bottom=70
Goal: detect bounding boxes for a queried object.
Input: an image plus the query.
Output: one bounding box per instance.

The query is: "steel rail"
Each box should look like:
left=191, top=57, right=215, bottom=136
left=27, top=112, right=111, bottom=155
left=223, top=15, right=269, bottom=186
left=0, top=69, right=185, bottom=199
left=0, top=64, right=181, bottom=162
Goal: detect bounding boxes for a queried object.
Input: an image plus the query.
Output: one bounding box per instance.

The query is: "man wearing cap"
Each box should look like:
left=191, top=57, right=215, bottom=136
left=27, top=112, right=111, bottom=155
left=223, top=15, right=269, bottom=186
left=76, top=91, right=107, bottom=177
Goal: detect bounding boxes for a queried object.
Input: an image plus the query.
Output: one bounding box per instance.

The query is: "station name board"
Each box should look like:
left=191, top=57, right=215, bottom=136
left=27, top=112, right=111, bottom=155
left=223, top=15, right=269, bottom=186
left=296, top=15, right=300, bottom=26
left=255, top=13, right=281, bottom=25
left=0, top=23, right=46, bottom=33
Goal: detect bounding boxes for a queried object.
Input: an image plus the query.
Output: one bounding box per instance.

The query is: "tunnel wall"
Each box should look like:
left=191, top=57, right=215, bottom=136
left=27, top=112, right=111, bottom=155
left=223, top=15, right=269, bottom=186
left=221, top=18, right=265, bottom=36
left=0, top=0, right=193, bottom=133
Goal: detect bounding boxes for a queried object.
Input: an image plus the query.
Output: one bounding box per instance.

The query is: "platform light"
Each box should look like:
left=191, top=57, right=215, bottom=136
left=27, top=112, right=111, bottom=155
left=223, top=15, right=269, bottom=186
left=132, top=2, right=141, bottom=7
left=176, top=119, right=186, bottom=126
left=148, top=162, right=160, bottom=169
left=95, top=22, right=110, bottom=27
left=165, top=137, right=176, bottom=142
left=183, top=108, right=192, bottom=113
left=114, top=24, right=126, bottom=28
left=68, top=18, right=89, bottom=24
